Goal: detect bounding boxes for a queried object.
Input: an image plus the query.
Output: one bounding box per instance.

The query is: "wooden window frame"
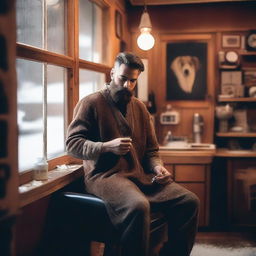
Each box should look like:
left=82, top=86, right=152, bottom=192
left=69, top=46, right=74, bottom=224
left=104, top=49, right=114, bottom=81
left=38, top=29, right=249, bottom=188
left=17, top=0, right=111, bottom=185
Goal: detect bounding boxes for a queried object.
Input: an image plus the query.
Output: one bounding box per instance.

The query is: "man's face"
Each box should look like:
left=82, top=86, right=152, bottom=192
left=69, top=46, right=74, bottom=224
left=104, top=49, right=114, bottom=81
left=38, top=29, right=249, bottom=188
left=109, top=63, right=140, bottom=104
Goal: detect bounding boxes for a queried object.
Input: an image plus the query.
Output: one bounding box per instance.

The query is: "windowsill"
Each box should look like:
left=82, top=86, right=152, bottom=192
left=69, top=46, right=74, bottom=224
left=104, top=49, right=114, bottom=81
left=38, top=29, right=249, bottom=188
left=19, top=164, right=84, bottom=208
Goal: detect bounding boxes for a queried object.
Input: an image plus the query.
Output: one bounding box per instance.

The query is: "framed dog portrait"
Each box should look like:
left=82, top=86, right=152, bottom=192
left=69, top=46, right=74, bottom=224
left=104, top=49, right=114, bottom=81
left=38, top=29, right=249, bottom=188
left=166, top=42, right=207, bottom=100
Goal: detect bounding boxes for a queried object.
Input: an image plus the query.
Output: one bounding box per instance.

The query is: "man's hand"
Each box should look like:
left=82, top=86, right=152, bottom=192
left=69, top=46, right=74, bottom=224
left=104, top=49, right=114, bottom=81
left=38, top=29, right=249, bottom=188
left=102, top=137, right=132, bottom=155
left=152, top=165, right=173, bottom=185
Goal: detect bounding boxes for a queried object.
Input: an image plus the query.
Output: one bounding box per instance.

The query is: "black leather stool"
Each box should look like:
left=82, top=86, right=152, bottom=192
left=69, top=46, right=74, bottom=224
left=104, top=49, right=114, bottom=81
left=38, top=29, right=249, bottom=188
left=51, top=192, right=168, bottom=256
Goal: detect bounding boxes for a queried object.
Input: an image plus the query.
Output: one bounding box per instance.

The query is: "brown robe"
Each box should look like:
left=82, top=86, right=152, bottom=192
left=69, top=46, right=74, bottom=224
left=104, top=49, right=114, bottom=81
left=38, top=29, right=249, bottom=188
left=66, top=88, right=191, bottom=226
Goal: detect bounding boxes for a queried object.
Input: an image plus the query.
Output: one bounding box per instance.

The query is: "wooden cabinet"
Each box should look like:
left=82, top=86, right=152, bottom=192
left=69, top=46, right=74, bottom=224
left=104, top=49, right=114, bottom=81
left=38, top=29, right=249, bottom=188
left=215, top=31, right=256, bottom=157
left=160, top=150, right=214, bottom=227
left=227, top=158, right=256, bottom=227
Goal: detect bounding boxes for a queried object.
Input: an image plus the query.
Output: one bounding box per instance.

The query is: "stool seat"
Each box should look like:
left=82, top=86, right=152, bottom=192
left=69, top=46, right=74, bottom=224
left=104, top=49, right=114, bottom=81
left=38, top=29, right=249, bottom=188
left=49, top=192, right=168, bottom=255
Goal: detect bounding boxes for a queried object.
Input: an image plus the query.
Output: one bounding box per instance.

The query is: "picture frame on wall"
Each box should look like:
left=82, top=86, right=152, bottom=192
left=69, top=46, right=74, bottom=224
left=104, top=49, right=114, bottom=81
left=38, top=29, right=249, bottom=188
left=115, top=10, right=122, bottom=39
left=166, top=41, right=207, bottom=100
left=222, top=34, right=241, bottom=48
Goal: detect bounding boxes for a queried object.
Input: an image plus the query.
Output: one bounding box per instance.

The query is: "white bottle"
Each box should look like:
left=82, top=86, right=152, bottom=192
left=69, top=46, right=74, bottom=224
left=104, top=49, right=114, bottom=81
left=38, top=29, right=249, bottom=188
left=33, top=157, right=48, bottom=181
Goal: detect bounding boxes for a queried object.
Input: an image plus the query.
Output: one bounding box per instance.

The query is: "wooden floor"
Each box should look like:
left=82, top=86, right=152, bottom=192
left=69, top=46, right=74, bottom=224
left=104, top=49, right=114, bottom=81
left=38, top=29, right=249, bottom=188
left=192, top=232, right=256, bottom=256
left=91, top=232, right=256, bottom=256
left=195, top=232, right=256, bottom=247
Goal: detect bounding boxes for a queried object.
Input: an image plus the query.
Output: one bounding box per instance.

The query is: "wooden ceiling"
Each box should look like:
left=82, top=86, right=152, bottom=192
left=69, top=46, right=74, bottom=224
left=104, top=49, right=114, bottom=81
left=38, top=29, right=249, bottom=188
left=129, top=0, right=254, bottom=5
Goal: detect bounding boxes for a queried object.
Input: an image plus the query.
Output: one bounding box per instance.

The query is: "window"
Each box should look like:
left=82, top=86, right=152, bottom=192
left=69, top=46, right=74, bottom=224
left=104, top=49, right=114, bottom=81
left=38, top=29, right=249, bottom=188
left=79, top=0, right=105, bottom=63
left=79, top=69, right=105, bottom=99
left=16, top=0, right=110, bottom=173
left=16, top=0, right=66, bottom=54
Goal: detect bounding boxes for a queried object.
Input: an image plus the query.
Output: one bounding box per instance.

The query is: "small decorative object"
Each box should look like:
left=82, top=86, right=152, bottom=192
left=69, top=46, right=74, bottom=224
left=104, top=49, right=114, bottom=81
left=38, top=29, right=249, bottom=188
left=246, top=30, right=256, bottom=51
left=249, top=86, right=256, bottom=97
left=222, top=34, right=241, bottom=48
left=225, top=51, right=239, bottom=65
left=218, top=50, right=240, bottom=68
left=221, top=71, right=244, bottom=97
left=221, top=85, right=235, bottom=97
left=215, top=104, right=233, bottom=132
left=160, top=104, right=180, bottom=125
left=233, top=109, right=248, bottom=133
left=115, top=10, right=122, bottom=39
left=244, top=69, right=256, bottom=87
left=218, top=51, right=225, bottom=65
left=193, top=113, right=204, bottom=144
left=221, top=84, right=244, bottom=98
left=33, top=157, right=48, bottom=181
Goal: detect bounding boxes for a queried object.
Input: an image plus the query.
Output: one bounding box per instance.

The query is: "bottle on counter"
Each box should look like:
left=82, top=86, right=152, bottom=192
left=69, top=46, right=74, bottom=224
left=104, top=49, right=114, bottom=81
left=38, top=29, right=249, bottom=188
left=33, top=157, right=48, bottom=181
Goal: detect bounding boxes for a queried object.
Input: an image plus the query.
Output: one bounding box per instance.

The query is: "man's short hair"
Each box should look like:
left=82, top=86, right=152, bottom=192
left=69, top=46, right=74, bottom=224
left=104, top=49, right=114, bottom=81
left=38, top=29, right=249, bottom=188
left=115, top=52, right=144, bottom=72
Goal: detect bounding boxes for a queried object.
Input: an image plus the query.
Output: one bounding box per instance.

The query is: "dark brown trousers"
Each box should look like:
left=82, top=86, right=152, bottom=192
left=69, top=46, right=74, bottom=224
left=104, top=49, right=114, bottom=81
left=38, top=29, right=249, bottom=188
left=101, top=180, right=199, bottom=256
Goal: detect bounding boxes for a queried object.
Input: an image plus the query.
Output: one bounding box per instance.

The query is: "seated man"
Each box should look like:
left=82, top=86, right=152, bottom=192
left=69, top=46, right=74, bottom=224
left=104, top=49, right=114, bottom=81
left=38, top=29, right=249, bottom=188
left=66, top=52, right=199, bottom=256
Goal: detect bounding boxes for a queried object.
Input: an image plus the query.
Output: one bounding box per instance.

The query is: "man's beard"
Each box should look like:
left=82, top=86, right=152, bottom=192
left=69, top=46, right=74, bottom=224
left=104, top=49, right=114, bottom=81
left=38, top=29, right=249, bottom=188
left=109, top=82, right=133, bottom=105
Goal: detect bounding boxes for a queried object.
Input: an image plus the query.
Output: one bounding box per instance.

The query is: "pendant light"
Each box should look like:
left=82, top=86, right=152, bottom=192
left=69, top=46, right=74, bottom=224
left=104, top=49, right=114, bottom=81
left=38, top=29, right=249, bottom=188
left=137, top=3, right=155, bottom=51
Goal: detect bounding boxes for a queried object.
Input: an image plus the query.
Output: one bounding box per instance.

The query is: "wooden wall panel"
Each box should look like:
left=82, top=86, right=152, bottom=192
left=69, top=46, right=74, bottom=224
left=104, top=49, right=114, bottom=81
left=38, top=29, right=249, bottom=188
left=128, top=3, right=256, bottom=144
left=131, top=32, right=215, bottom=144
left=0, top=1, right=19, bottom=255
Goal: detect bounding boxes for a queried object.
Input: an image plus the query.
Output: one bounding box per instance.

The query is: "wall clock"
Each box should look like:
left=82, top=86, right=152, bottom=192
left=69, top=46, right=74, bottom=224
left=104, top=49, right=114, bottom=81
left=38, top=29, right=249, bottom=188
left=225, top=51, right=239, bottom=64
left=246, top=31, right=256, bottom=51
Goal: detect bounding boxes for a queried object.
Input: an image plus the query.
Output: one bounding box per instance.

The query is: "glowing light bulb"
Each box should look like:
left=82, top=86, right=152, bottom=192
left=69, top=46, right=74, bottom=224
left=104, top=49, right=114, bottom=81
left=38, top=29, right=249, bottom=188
left=137, top=28, right=155, bottom=51
left=137, top=9, right=155, bottom=51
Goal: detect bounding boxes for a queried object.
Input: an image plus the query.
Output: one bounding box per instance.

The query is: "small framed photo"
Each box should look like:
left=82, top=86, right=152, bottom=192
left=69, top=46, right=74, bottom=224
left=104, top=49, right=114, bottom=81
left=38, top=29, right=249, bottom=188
left=221, top=84, right=236, bottom=96
left=222, top=34, right=241, bottom=48
left=115, top=10, right=122, bottom=39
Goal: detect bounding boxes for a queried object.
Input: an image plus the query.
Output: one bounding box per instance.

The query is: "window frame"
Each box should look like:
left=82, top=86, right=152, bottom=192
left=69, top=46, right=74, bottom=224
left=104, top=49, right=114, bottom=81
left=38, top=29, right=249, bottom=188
left=17, top=0, right=111, bottom=184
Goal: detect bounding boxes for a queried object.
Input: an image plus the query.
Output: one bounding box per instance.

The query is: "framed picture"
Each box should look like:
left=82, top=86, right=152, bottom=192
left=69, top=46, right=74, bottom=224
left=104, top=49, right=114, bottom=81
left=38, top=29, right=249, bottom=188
left=222, top=34, right=241, bottom=48
left=115, top=10, right=122, bottom=39
left=166, top=42, right=207, bottom=100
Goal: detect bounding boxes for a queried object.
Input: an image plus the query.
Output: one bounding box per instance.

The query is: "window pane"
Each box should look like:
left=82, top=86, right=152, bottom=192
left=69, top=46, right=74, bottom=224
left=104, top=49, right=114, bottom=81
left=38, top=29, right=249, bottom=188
left=47, top=0, right=66, bottom=54
left=79, top=69, right=105, bottom=100
left=16, top=0, right=42, bottom=48
left=16, top=0, right=66, bottom=55
left=47, top=65, right=66, bottom=159
left=79, top=0, right=104, bottom=63
left=17, top=59, right=44, bottom=172
left=17, top=60, right=67, bottom=172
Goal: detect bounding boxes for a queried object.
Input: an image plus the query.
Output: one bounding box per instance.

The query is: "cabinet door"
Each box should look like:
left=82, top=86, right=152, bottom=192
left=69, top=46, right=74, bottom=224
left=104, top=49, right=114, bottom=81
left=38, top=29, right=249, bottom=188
left=175, top=165, right=205, bottom=182
left=178, top=183, right=206, bottom=226
left=165, top=164, right=174, bottom=176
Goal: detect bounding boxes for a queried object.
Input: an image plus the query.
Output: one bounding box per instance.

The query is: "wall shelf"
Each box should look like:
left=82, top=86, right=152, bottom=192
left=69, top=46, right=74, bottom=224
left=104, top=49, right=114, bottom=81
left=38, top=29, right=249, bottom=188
left=218, top=97, right=256, bottom=102
left=216, top=149, right=256, bottom=157
left=216, top=132, right=256, bottom=137
left=219, top=65, right=239, bottom=70
left=240, top=52, right=256, bottom=56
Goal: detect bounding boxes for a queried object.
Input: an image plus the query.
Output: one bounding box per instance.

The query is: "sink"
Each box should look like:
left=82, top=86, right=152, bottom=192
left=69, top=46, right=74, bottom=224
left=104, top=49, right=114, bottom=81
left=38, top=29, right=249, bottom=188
left=159, top=142, right=216, bottom=151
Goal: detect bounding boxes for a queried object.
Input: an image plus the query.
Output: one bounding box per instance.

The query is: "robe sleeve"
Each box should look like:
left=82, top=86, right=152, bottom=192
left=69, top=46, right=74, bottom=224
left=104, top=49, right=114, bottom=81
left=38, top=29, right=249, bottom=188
left=144, top=110, right=163, bottom=172
left=66, top=98, right=103, bottom=161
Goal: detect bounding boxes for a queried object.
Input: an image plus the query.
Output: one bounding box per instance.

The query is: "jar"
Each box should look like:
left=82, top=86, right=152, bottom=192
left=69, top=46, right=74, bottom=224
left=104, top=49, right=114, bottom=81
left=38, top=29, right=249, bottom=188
left=33, top=158, right=48, bottom=181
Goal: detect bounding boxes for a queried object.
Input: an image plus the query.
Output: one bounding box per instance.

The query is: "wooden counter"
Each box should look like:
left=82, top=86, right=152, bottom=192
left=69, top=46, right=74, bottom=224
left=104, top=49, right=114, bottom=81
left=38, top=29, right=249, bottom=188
left=159, top=149, right=215, bottom=164
left=159, top=149, right=215, bottom=227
